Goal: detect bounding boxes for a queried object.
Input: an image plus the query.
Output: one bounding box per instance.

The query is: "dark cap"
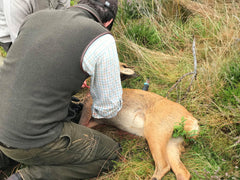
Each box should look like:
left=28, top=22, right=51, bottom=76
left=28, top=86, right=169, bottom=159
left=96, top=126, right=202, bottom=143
left=78, top=0, right=118, bottom=30
left=98, top=0, right=118, bottom=19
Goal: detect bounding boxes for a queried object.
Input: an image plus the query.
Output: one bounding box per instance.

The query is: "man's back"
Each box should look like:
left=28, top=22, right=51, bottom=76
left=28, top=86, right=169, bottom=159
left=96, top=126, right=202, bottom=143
left=0, top=7, right=108, bottom=149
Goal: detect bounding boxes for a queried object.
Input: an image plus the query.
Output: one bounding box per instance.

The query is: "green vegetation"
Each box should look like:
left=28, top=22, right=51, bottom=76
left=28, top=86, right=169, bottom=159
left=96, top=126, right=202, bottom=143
left=172, top=117, right=198, bottom=141
left=104, top=0, right=240, bottom=179
left=1, top=0, right=239, bottom=179
left=0, top=47, right=6, bottom=57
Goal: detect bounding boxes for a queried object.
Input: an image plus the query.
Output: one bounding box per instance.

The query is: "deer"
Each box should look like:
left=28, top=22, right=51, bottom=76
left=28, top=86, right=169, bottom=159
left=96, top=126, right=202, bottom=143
left=78, top=87, right=199, bottom=180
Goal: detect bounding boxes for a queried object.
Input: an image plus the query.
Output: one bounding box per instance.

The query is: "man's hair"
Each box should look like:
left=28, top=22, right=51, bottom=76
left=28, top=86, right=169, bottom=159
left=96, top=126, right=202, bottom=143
left=78, top=0, right=118, bottom=29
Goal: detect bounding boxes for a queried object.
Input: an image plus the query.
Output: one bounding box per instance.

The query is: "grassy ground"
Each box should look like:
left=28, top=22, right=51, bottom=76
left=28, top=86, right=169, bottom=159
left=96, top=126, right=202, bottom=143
left=99, top=0, right=240, bottom=179
left=1, top=0, right=240, bottom=179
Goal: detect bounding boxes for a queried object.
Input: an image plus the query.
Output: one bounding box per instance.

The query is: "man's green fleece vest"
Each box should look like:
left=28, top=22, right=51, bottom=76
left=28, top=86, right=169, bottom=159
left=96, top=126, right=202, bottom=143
left=0, top=5, right=110, bottom=149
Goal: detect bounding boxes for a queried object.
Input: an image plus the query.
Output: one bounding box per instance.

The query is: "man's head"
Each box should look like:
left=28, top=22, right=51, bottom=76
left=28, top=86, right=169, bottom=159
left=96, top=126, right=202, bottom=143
left=78, top=0, right=118, bottom=30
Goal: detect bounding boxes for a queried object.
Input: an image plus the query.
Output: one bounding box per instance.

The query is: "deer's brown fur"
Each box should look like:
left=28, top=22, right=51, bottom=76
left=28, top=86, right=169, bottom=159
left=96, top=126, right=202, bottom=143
left=79, top=88, right=199, bottom=180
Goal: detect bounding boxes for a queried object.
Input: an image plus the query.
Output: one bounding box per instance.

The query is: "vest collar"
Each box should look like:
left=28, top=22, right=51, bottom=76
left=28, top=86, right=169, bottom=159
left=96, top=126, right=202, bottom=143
left=71, top=4, right=103, bottom=25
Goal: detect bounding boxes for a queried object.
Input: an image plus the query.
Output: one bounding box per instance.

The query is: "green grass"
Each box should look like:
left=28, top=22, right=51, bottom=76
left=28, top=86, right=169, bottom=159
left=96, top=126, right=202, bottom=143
left=217, top=56, right=240, bottom=107
left=110, top=0, right=240, bottom=179
left=1, top=0, right=240, bottom=179
left=0, top=47, right=6, bottom=57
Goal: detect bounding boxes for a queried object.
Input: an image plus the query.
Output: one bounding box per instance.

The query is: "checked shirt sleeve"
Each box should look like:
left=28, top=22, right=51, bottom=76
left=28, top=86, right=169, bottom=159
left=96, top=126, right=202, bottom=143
left=82, top=34, right=122, bottom=119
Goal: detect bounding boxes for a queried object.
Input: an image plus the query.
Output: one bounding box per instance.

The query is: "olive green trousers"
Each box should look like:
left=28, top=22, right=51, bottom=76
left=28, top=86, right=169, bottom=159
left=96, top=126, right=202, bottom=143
left=0, top=122, right=121, bottom=180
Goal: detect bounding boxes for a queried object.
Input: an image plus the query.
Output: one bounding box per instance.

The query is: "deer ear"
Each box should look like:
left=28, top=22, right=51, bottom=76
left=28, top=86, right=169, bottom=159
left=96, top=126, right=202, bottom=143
left=120, top=63, right=135, bottom=76
left=119, top=62, right=135, bottom=81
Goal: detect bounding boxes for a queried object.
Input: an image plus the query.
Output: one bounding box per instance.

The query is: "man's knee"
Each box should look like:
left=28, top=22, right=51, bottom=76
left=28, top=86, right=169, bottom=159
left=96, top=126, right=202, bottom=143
left=94, top=133, right=121, bottom=161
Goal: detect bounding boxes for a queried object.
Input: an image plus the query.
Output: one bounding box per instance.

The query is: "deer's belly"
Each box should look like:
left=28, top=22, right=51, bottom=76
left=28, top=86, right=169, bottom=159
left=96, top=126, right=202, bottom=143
left=109, top=109, right=145, bottom=136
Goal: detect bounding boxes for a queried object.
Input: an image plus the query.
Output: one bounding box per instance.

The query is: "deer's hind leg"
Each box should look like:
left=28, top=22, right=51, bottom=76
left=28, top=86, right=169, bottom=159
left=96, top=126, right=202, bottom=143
left=144, top=115, right=172, bottom=180
left=167, top=137, right=191, bottom=180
